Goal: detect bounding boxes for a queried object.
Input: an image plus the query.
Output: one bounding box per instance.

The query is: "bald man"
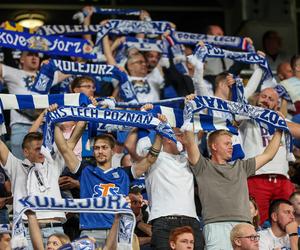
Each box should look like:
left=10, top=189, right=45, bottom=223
left=230, top=223, right=259, bottom=250
left=240, top=87, right=300, bottom=224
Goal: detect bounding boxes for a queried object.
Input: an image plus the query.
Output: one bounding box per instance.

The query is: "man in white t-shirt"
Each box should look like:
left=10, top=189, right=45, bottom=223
left=0, top=129, right=81, bottom=246
left=0, top=51, right=41, bottom=159
left=259, top=199, right=298, bottom=250
left=240, top=88, right=300, bottom=224
left=131, top=126, right=204, bottom=250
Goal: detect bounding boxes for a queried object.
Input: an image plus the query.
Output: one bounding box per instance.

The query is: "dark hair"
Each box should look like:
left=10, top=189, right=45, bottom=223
left=129, top=186, right=142, bottom=195
left=169, top=226, right=194, bottom=244
left=290, top=54, right=300, bottom=70
left=70, top=76, right=95, bottom=92
left=249, top=196, right=260, bottom=230
left=289, top=191, right=300, bottom=202
left=22, top=132, right=43, bottom=149
left=94, top=134, right=116, bottom=149
left=268, top=199, right=292, bottom=221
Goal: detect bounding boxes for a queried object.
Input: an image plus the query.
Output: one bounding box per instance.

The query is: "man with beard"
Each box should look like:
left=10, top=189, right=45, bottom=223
left=239, top=87, right=300, bottom=225
left=54, top=116, right=166, bottom=247
left=230, top=223, right=259, bottom=250
left=259, top=199, right=298, bottom=249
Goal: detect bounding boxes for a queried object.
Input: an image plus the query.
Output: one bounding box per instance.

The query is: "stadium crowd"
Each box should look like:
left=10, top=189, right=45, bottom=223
left=0, top=5, right=299, bottom=250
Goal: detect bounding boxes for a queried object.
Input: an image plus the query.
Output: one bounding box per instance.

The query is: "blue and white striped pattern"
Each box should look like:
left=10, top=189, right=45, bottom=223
left=0, top=93, right=90, bottom=110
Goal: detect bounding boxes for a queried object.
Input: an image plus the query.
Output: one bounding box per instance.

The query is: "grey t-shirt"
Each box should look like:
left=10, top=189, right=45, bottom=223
left=191, top=156, right=256, bottom=225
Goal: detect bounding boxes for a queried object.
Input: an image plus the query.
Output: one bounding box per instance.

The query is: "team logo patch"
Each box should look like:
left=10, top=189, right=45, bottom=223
left=27, top=36, right=50, bottom=51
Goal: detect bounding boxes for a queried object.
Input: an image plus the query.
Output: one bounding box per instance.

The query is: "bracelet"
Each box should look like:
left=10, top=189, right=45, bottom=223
left=288, top=233, right=298, bottom=237
left=149, top=147, right=160, bottom=157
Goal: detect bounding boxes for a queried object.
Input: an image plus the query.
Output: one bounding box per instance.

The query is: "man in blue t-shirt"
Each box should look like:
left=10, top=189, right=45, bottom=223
left=55, top=122, right=161, bottom=246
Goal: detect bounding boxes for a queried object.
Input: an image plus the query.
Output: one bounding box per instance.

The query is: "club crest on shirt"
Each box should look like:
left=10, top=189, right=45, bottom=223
left=92, top=183, right=119, bottom=197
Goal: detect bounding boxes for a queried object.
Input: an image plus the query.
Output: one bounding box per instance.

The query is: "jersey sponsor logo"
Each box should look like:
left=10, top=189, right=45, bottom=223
left=93, top=183, right=120, bottom=197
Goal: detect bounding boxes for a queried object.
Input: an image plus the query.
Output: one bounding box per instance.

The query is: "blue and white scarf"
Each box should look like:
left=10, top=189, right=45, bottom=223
left=43, top=106, right=176, bottom=151
left=12, top=195, right=135, bottom=250
left=113, top=97, right=185, bottom=109
left=73, top=7, right=141, bottom=24
left=0, top=93, right=90, bottom=136
left=172, top=31, right=255, bottom=51
left=0, top=29, right=96, bottom=59
left=31, top=59, right=138, bottom=103
left=108, top=36, right=164, bottom=66
left=273, top=84, right=292, bottom=102
left=192, top=42, right=272, bottom=81
left=183, top=95, right=293, bottom=160
left=0, top=93, right=90, bottom=110
left=95, top=19, right=171, bottom=46
left=36, top=25, right=105, bottom=36
left=163, top=35, right=189, bottom=75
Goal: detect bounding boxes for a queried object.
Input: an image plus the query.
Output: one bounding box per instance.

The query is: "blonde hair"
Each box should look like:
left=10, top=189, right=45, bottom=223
left=230, top=223, right=255, bottom=247
left=207, top=129, right=232, bottom=150
left=48, top=233, right=70, bottom=245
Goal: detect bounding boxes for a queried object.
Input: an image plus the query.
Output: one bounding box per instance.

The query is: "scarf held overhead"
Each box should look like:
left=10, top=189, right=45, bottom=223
left=73, top=7, right=141, bottom=24
left=12, top=195, right=135, bottom=250
left=172, top=31, right=254, bottom=51
left=31, top=59, right=138, bottom=103
left=0, top=29, right=96, bottom=59
left=43, top=106, right=176, bottom=151
left=95, top=19, right=172, bottom=46
left=183, top=95, right=293, bottom=161
left=192, top=43, right=272, bottom=81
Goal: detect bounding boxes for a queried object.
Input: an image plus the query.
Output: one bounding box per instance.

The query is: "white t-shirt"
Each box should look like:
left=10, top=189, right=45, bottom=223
left=259, top=228, right=290, bottom=249
left=239, top=120, right=289, bottom=176
left=2, top=65, right=38, bottom=126
left=3, top=151, right=66, bottom=221
left=133, top=151, right=198, bottom=221
left=2, top=64, right=58, bottom=126
left=280, top=76, right=300, bottom=103
left=131, top=67, right=164, bottom=103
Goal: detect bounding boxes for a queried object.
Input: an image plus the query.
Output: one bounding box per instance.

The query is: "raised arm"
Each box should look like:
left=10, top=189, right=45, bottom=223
left=133, top=133, right=162, bottom=177
left=101, top=19, right=117, bottom=66
left=0, top=139, right=10, bottom=166
left=66, top=121, right=87, bottom=150
left=286, top=120, right=300, bottom=139
left=26, top=212, right=44, bottom=250
left=255, top=130, right=282, bottom=170
left=104, top=214, right=119, bottom=250
left=184, top=130, right=201, bottom=165
left=187, top=41, right=211, bottom=96
left=82, top=6, right=94, bottom=42
left=54, top=125, right=80, bottom=173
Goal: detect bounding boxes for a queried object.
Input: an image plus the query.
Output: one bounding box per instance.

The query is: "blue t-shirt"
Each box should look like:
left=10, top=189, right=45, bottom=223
left=79, top=165, right=130, bottom=229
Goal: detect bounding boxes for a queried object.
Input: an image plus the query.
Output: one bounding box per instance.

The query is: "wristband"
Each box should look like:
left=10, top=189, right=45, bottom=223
left=288, top=233, right=298, bottom=237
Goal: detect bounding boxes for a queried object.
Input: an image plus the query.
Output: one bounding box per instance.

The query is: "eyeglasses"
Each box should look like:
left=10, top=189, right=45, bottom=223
left=237, top=235, right=260, bottom=241
left=79, top=85, right=96, bottom=90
